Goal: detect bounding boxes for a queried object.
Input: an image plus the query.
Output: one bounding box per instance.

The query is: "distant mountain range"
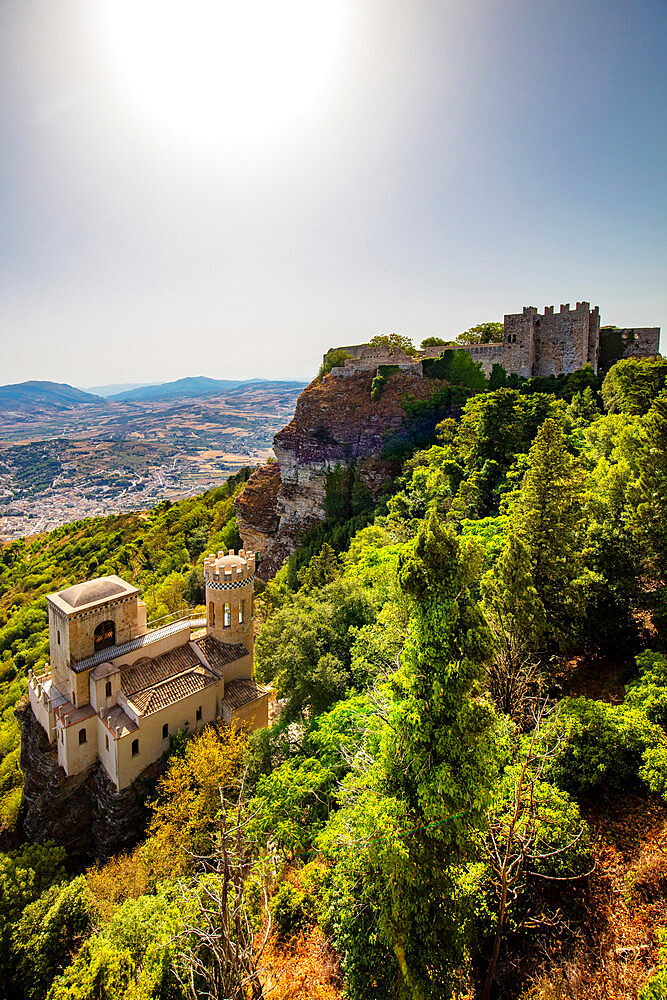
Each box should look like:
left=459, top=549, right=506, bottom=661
left=0, top=376, right=309, bottom=417
left=84, top=382, right=160, bottom=397
left=108, top=376, right=307, bottom=403
left=0, top=381, right=102, bottom=411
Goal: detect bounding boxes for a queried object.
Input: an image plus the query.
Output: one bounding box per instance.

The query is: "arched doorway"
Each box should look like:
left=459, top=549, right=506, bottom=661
left=94, top=620, right=116, bottom=653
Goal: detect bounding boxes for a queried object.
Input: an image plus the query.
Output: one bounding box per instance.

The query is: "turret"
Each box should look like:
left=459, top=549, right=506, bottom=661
left=203, top=549, right=255, bottom=653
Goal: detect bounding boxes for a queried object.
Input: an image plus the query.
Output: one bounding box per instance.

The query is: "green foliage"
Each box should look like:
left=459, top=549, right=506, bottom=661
left=640, top=928, right=667, bottom=999
left=14, top=876, right=97, bottom=1000
left=46, top=888, right=183, bottom=1000
left=631, top=397, right=667, bottom=596
left=512, top=417, right=586, bottom=649
left=268, top=880, right=314, bottom=941
left=601, top=356, right=667, bottom=415
left=626, top=651, right=667, bottom=728
left=319, top=348, right=352, bottom=377
left=420, top=336, right=451, bottom=348
left=371, top=365, right=400, bottom=400
left=422, top=349, right=488, bottom=391
left=455, top=322, right=504, bottom=345
left=0, top=843, right=67, bottom=997
left=548, top=698, right=667, bottom=798
left=255, top=578, right=380, bottom=721
left=369, top=333, right=417, bottom=357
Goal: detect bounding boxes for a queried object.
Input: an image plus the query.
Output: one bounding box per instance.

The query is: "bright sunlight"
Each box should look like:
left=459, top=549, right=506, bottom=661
left=104, top=0, right=348, bottom=147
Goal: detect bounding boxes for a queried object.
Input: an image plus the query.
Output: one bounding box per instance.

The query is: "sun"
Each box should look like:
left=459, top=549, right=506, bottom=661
left=103, top=0, right=348, bottom=147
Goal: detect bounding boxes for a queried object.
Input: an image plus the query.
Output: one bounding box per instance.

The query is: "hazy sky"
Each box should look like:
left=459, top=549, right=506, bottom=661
left=0, top=0, right=665, bottom=386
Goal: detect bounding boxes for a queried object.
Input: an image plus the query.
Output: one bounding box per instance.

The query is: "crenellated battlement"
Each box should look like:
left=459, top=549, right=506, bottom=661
left=203, top=549, right=255, bottom=586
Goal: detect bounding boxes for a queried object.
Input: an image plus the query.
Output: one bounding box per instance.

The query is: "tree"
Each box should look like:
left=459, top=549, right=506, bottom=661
left=420, top=336, right=451, bottom=349
left=255, top=578, right=379, bottom=722
left=320, top=514, right=501, bottom=999
left=369, top=333, right=417, bottom=357
left=144, top=725, right=248, bottom=878
left=482, top=702, right=591, bottom=1000
left=173, top=767, right=272, bottom=1000
left=456, top=322, right=503, bottom=345
left=631, top=397, right=667, bottom=592
left=601, top=356, right=667, bottom=415
left=481, top=535, right=546, bottom=720
left=512, top=418, right=586, bottom=649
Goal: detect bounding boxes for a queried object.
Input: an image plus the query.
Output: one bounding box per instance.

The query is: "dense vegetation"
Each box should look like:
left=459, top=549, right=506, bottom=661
left=0, top=355, right=666, bottom=999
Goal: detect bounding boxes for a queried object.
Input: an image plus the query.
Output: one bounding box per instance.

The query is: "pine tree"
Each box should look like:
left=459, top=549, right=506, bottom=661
left=512, top=417, right=586, bottom=649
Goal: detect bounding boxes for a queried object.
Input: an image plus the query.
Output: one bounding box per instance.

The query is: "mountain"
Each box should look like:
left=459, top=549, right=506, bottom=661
left=109, top=376, right=307, bottom=403
left=0, top=381, right=103, bottom=412
left=83, top=382, right=160, bottom=397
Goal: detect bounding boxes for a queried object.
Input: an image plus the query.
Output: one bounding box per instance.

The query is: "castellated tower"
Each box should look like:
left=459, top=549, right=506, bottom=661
left=203, top=549, right=255, bottom=656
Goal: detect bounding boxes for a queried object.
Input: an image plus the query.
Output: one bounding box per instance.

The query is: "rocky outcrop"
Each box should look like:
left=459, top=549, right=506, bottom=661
left=18, top=702, right=168, bottom=864
left=236, top=369, right=449, bottom=578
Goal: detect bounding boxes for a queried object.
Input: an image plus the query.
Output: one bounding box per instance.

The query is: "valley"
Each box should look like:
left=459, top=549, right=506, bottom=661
left=0, top=383, right=305, bottom=539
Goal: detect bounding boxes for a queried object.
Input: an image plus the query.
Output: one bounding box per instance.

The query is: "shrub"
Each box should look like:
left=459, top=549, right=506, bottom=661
left=625, top=651, right=667, bottom=729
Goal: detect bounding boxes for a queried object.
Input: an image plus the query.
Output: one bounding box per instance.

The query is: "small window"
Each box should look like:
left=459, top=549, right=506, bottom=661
left=162, top=723, right=168, bottom=740
left=79, top=728, right=87, bottom=745
left=239, top=600, right=244, bottom=625
left=223, top=603, right=231, bottom=628
left=57, top=631, right=60, bottom=645
left=105, top=734, right=109, bottom=751
left=196, top=706, right=202, bottom=722
left=209, top=601, right=215, bottom=627
left=105, top=680, right=112, bottom=698
left=72, top=692, right=77, bottom=707
left=131, top=738, right=139, bottom=757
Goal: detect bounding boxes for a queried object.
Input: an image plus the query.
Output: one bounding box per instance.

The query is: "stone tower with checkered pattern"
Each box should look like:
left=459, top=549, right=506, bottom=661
left=203, top=550, right=255, bottom=654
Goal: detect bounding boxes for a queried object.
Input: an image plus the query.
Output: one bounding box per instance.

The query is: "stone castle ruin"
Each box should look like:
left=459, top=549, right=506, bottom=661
left=327, top=301, right=660, bottom=380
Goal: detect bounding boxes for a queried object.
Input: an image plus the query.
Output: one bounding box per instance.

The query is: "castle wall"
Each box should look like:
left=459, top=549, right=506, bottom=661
left=114, top=680, right=222, bottom=790
left=502, top=309, right=535, bottom=378
left=532, top=303, right=593, bottom=376
left=461, top=343, right=504, bottom=376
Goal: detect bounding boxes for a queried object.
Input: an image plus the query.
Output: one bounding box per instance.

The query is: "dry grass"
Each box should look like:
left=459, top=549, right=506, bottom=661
left=509, top=793, right=667, bottom=1000
left=262, top=926, right=343, bottom=1000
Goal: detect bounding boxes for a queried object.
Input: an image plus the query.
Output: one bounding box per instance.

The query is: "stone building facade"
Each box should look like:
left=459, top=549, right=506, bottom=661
left=325, top=302, right=661, bottom=380
left=28, top=553, right=268, bottom=791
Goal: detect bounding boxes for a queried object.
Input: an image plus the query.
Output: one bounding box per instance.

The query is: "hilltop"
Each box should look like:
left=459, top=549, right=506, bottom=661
left=0, top=381, right=102, bottom=415
left=109, top=376, right=307, bottom=403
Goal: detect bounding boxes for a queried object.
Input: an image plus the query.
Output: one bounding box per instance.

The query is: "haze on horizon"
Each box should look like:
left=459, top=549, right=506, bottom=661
left=0, top=0, right=665, bottom=387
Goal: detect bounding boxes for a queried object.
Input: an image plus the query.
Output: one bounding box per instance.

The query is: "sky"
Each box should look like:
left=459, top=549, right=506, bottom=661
left=0, top=0, right=665, bottom=387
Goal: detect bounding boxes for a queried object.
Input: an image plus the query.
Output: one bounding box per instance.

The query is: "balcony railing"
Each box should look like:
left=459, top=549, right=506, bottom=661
left=147, top=607, right=206, bottom=630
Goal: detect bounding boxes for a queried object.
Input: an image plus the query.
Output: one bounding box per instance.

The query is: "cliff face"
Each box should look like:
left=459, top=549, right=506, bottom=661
left=236, top=369, right=446, bottom=578
left=18, top=702, right=168, bottom=864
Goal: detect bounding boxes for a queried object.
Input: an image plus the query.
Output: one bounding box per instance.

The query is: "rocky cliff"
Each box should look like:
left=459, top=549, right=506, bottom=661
left=18, top=702, right=168, bottom=864
left=236, top=368, right=449, bottom=578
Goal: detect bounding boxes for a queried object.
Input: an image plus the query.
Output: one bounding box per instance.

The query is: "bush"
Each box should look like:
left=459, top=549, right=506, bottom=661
left=548, top=698, right=667, bottom=798
left=269, top=880, right=315, bottom=941
left=319, top=349, right=351, bottom=378
left=625, top=651, right=667, bottom=729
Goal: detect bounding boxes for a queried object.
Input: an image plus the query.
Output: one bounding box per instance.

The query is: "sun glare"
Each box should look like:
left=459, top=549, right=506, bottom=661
left=104, top=0, right=348, bottom=147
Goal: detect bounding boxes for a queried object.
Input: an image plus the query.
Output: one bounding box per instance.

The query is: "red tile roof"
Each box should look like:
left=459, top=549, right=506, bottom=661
left=194, top=635, right=249, bottom=675
left=222, top=679, right=268, bottom=711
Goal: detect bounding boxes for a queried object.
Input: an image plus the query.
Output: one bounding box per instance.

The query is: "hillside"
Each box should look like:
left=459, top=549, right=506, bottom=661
left=0, top=381, right=102, bottom=414
left=0, top=354, right=666, bottom=1000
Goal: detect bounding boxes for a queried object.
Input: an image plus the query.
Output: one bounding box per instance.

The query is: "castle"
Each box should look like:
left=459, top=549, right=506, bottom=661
left=327, top=302, right=660, bottom=379
left=28, top=550, right=268, bottom=791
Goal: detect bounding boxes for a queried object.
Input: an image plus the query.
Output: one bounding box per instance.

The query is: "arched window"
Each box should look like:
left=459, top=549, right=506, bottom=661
left=105, top=680, right=112, bottom=698
left=239, top=600, right=245, bottom=625
left=94, top=620, right=115, bottom=653
left=79, top=728, right=87, bottom=745
left=209, top=601, right=216, bottom=627
left=223, top=603, right=231, bottom=628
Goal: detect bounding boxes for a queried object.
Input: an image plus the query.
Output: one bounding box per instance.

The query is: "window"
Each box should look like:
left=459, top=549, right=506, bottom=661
left=223, top=603, right=231, bottom=628
left=239, top=600, right=244, bottom=625
left=57, top=631, right=60, bottom=645
left=94, top=620, right=116, bottom=653
left=79, top=728, right=87, bottom=745
left=208, top=601, right=215, bottom=627
left=162, top=723, right=168, bottom=740
left=196, top=706, right=202, bottom=722
left=105, top=734, right=109, bottom=751
left=131, top=739, right=139, bottom=757
left=72, top=692, right=77, bottom=707
left=105, top=680, right=112, bottom=698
